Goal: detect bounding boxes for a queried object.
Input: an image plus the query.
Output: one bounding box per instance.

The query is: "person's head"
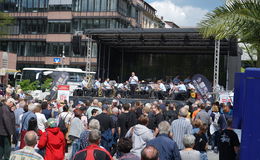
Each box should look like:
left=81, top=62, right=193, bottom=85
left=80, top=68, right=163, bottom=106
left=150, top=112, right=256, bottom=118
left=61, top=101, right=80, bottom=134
left=168, top=103, right=176, bottom=111
left=47, top=118, right=58, bottom=128
left=74, top=108, right=83, bottom=118
left=41, top=101, right=48, bottom=110
left=223, top=104, right=230, bottom=113
left=88, top=129, right=101, bottom=145
left=34, top=103, right=42, bottom=113
left=24, top=131, right=38, bottom=147
left=63, top=104, right=69, bottom=112
left=88, top=119, right=100, bottom=130
left=183, top=134, right=196, bottom=148
left=91, top=109, right=99, bottom=117
left=23, top=104, right=29, bottom=112
left=131, top=72, right=135, bottom=76
left=200, top=103, right=206, bottom=110
left=106, top=78, right=110, bottom=82
left=141, top=146, right=159, bottom=160
left=6, top=98, right=16, bottom=108
left=227, top=118, right=233, bottom=128
left=112, top=107, right=119, bottom=115
left=28, top=103, right=37, bottom=112
left=92, top=99, right=99, bottom=106
left=192, top=119, right=203, bottom=128
left=102, top=104, right=109, bottom=113
left=143, top=105, right=150, bottom=115
left=212, top=105, right=219, bottom=112
left=158, top=121, right=171, bottom=135
left=118, top=138, right=133, bottom=154
left=151, top=104, right=160, bottom=114
left=138, top=115, right=149, bottom=126
left=199, top=124, right=208, bottom=134
left=179, top=107, right=188, bottom=118
left=123, top=103, right=130, bottom=112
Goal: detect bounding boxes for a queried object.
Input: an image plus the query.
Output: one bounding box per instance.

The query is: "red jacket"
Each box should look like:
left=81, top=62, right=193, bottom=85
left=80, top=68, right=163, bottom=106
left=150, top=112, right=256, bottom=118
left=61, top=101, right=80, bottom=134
left=38, top=127, right=66, bottom=160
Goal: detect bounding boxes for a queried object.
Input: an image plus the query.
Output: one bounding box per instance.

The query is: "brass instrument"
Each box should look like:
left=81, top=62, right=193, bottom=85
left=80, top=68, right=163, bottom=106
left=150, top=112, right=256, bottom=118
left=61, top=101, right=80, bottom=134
left=98, top=84, right=103, bottom=97
left=85, top=75, right=93, bottom=89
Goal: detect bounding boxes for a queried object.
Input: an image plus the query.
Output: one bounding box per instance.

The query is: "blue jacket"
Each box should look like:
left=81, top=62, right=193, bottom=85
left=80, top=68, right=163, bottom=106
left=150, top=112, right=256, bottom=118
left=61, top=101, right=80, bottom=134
left=147, top=134, right=181, bottom=160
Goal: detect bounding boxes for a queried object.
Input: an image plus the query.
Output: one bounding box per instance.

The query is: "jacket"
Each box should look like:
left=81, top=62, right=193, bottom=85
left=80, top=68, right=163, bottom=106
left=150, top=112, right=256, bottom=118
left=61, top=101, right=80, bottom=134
left=125, top=124, right=154, bottom=157
left=38, top=127, right=66, bottom=160
left=147, top=134, right=181, bottom=160
left=0, top=104, right=15, bottom=136
left=73, top=144, right=113, bottom=160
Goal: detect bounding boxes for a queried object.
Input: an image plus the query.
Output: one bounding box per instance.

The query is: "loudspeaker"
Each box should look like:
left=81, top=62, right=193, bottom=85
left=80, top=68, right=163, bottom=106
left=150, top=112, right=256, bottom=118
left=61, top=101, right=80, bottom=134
left=72, top=36, right=82, bottom=55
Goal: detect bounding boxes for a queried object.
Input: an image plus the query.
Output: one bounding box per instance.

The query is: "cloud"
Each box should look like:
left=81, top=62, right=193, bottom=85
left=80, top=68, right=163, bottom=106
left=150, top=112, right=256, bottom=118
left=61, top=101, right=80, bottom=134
left=150, top=0, right=209, bottom=27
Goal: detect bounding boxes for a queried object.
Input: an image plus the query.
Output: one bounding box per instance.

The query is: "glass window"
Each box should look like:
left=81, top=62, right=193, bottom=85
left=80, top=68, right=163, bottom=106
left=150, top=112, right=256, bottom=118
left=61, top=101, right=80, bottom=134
left=88, top=0, right=94, bottom=11
left=101, top=0, right=107, bottom=11
left=95, top=0, right=100, bottom=11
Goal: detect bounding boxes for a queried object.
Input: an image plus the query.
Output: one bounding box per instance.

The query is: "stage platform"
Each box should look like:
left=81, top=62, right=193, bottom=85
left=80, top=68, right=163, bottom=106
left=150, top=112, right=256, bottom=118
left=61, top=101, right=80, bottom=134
left=70, top=96, right=187, bottom=107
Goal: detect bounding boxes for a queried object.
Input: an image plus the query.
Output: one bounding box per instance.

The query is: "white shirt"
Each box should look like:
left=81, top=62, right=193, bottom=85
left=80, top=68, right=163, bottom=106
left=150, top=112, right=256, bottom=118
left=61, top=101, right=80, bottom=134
left=178, top=84, right=187, bottom=92
left=104, top=81, right=112, bottom=89
left=35, top=113, right=47, bottom=132
left=59, top=112, right=73, bottom=125
left=117, top=83, right=124, bottom=89
left=94, top=81, right=101, bottom=89
left=159, top=83, right=166, bottom=92
left=129, top=76, right=138, bottom=84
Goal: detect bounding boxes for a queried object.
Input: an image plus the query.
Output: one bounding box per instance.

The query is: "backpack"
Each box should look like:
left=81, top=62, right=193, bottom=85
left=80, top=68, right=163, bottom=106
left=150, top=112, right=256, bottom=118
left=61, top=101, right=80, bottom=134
left=58, top=113, right=69, bottom=134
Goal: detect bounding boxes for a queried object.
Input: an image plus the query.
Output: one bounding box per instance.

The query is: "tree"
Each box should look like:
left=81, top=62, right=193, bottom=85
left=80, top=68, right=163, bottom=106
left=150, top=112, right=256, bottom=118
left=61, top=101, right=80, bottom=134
left=199, top=0, right=260, bottom=67
left=0, top=1, right=13, bottom=35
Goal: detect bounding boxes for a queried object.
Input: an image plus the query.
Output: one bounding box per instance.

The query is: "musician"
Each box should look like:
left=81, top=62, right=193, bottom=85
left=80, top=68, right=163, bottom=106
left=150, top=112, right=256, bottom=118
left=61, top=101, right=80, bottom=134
left=103, top=78, right=112, bottom=97
left=129, top=72, right=139, bottom=97
left=154, top=80, right=167, bottom=100
left=93, top=78, right=101, bottom=96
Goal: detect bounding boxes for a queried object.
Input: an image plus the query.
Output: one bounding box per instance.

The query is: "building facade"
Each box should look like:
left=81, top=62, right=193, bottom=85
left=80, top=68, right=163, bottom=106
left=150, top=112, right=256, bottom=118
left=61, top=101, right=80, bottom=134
left=0, top=0, right=164, bottom=71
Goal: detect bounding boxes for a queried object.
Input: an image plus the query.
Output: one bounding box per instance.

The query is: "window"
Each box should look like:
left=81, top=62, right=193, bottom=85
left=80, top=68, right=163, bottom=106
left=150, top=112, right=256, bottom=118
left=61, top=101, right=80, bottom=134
left=47, top=43, right=70, bottom=56
left=48, top=21, right=71, bottom=33
left=20, top=19, right=47, bottom=34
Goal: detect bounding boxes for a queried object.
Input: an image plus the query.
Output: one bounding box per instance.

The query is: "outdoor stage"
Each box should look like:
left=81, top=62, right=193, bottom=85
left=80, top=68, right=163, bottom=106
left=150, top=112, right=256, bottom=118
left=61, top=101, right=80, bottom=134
left=70, top=96, right=188, bottom=107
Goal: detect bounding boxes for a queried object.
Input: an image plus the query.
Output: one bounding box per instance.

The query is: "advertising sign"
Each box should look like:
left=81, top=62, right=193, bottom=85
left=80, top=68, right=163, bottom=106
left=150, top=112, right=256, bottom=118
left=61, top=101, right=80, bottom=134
left=57, top=85, right=70, bottom=102
left=50, top=71, right=69, bottom=100
left=192, top=74, right=213, bottom=103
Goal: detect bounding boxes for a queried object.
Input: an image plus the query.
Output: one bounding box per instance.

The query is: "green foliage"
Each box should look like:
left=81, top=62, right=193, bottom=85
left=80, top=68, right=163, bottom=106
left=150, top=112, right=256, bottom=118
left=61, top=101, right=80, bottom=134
left=41, top=78, right=53, bottom=91
left=18, top=80, right=40, bottom=91
left=0, top=1, right=14, bottom=35
left=199, top=0, right=260, bottom=66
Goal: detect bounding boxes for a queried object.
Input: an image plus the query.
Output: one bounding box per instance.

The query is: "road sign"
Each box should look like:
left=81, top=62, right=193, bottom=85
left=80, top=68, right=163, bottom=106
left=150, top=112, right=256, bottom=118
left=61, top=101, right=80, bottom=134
left=54, top=58, right=61, bottom=63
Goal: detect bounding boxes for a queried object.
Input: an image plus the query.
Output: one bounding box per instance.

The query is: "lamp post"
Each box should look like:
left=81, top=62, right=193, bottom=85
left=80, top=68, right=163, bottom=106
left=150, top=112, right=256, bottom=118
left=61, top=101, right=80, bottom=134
left=62, top=45, right=65, bottom=68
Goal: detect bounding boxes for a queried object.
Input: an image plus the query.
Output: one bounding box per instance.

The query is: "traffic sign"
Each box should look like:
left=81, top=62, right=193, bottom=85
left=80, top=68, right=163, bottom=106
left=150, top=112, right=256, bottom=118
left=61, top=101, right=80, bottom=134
left=54, top=58, right=61, bottom=63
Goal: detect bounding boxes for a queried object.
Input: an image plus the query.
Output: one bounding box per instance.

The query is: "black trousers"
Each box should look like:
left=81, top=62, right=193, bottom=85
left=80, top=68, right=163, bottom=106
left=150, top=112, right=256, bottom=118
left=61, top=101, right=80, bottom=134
left=130, top=84, right=137, bottom=97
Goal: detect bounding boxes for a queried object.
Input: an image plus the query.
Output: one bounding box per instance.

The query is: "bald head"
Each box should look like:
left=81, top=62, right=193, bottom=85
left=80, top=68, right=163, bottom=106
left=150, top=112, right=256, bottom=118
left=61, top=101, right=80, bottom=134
left=92, top=99, right=99, bottom=106
left=141, top=146, right=159, bottom=160
left=24, top=131, right=38, bottom=147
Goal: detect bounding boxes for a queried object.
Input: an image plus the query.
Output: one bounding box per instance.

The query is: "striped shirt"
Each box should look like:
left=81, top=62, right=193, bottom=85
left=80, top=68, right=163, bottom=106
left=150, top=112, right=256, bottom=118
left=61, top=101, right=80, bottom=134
left=10, top=146, right=43, bottom=160
left=171, top=117, right=192, bottom=150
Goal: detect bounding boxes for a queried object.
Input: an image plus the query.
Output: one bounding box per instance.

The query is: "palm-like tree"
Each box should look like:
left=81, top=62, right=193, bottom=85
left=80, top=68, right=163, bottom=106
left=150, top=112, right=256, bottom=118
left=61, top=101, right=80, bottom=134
left=199, top=0, right=260, bottom=67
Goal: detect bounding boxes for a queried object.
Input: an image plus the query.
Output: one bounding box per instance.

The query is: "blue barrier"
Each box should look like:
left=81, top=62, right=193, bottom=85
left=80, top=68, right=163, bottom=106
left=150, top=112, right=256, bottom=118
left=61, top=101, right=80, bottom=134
left=233, top=68, right=260, bottom=160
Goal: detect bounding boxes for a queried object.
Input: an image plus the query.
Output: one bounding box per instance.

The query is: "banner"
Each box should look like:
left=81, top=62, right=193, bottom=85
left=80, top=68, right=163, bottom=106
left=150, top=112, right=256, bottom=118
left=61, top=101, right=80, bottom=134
left=57, top=85, right=70, bottom=102
left=192, top=74, right=213, bottom=103
left=219, top=91, right=234, bottom=105
left=50, top=71, right=69, bottom=100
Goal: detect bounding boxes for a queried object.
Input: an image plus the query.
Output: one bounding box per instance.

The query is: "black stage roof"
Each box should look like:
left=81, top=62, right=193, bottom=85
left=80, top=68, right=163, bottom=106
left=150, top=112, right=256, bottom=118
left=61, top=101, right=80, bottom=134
left=85, top=28, right=238, bottom=56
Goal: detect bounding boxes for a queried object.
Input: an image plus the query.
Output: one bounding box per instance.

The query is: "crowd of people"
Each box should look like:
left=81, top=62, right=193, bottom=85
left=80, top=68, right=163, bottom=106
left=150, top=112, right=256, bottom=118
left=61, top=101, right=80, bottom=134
left=78, top=72, right=196, bottom=100
left=0, top=83, right=240, bottom=160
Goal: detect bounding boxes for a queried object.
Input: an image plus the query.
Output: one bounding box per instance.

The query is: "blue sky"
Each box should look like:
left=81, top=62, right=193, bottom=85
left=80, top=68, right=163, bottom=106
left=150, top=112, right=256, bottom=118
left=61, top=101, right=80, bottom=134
left=146, top=0, right=224, bottom=27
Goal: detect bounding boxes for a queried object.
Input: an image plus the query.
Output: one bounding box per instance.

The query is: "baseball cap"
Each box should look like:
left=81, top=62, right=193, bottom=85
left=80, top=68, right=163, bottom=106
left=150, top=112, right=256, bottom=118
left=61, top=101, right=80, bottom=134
left=47, top=118, right=58, bottom=128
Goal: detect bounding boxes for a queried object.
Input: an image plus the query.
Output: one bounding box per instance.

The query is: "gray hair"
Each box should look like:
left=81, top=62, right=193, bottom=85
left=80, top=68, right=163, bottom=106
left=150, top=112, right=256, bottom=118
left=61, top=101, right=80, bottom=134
left=112, top=107, right=119, bottom=114
left=24, top=131, right=38, bottom=146
left=158, top=121, right=171, bottom=135
left=89, top=129, right=101, bottom=144
left=179, top=107, right=189, bottom=117
left=183, top=134, right=196, bottom=148
left=88, top=119, right=100, bottom=130
left=28, top=103, right=36, bottom=111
